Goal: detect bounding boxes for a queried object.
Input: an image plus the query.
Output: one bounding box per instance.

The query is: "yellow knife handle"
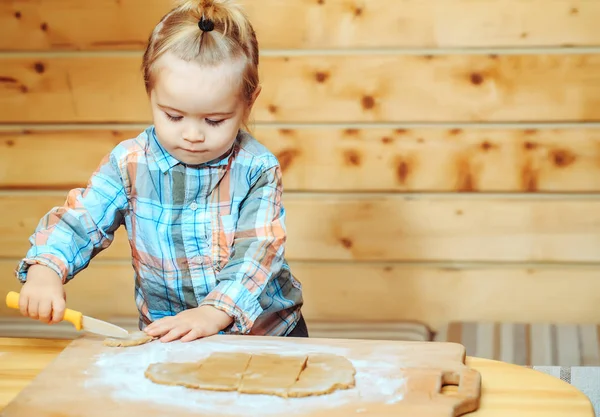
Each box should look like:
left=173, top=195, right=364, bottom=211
left=5, top=291, right=83, bottom=330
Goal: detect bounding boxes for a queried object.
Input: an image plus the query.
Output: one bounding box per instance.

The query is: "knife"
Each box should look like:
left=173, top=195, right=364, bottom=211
left=5, top=291, right=129, bottom=339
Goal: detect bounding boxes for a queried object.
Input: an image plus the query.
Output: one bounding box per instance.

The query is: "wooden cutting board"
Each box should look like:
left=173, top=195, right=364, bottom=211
left=0, top=335, right=481, bottom=417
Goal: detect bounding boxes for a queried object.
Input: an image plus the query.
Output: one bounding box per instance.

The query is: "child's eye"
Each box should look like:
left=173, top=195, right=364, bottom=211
left=206, top=119, right=225, bottom=126
left=165, top=113, right=183, bottom=122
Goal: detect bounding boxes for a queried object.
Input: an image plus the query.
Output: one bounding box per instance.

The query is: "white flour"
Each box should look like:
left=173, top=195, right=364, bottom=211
left=84, top=338, right=406, bottom=415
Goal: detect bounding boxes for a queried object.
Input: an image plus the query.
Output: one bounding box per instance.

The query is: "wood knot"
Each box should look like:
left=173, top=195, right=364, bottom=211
left=480, top=141, right=496, bottom=151
left=395, top=128, right=408, bottom=134
left=343, top=149, right=361, bottom=166
left=381, top=136, right=393, bottom=144
left=524, top=141, right=537, bottom=150
left=361, top=95, right=375, bottom=110
left=278, top=128, right=294, bottom=136
left=276, top=149, right=300, bottom=172
left=396, top=159, right=409, bottom=184
left=40, top=22, right=48, bottom=32
left=340, top=238, right=353, bottom=249
left=449, top=128, right=462, bottom=135
left=521, top=163, right=538, bottom=191
left=315, top=71, right=329, bottom=83
left=354, top=7, right=363, bottom=16
left=550, top=149, right=576, bottom=167
left=344, top=128, right=359, bottom=136
left=470, top=73, right=484, bottom=85
left=268, top=105, right=278, bottom=114
left=5, top=140, right=15, bottom=147
left=34, top=62, right=45, bottom=74
left=14, top=11, right=22, bottom=19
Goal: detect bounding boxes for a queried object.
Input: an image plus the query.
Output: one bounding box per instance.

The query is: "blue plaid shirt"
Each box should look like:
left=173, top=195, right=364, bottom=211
left=16, top=126, right=304, bottom=335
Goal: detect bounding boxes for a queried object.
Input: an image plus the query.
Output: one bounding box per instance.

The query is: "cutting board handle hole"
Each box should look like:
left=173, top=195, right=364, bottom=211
left=441, top=382, right=459, bottom=395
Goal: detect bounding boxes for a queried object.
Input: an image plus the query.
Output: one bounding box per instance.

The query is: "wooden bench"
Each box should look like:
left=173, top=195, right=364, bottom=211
left=434, top=321, right=600, bottom=367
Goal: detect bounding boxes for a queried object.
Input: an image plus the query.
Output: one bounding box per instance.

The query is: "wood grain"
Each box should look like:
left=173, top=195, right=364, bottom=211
left=0, top=338, right=71, bottom=412
left=1, top=259, right=600, bottom=334
left=2, top=193, right=600, bottom=263
left=3, top=54, right=600, bottom=123
left=2, top=127, right=600, bottom=192
left=1, top=0, right=599, bottom=50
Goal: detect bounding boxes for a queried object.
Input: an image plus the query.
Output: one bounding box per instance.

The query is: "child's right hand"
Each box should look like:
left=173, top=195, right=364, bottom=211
left=19, top=264, right=66, bottom=324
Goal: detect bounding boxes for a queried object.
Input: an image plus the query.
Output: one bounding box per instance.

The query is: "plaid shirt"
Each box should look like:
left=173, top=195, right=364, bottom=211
left=16, top=126, right=304, bottom=336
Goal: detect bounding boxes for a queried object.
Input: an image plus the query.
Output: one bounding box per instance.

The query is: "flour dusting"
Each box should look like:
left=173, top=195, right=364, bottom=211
left=84, top=338, right=406, bottom=415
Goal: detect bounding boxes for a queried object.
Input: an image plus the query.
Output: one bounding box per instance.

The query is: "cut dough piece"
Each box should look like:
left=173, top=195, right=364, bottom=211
left=145, top=362, right=203, bottom=388
left=103, top=331, right=155, bottom=347
left=194, top=352, right=252, bottom=391
left=145, top=352, right=355, bottom=397
left=287, top=354, right=356, bottom=397
left=238, top=353, right=308, bottom=397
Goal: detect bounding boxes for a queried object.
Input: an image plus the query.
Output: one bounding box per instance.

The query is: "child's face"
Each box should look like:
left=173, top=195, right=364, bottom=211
left=149, top=52, right=255, bottom=165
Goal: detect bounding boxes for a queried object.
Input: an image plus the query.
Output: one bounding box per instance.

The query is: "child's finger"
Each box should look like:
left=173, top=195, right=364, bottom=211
left=180, top=328, right=204, bottom=343
left=37, top=300, right=53, bottom=323
left=51, top=298, right=66, bottom=324
left=18, top=294, right=29, bottom=317
left=145, top=319, right=178, bottom=336
left=28, top=300, right=39, bottom=320
left=160, top=326, right=191, bottom=343
left=145, top=326, right=167, bottom=337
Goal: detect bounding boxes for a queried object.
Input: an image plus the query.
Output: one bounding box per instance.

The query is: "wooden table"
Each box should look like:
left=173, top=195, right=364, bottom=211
left=0, top=337, right=594, bottom=416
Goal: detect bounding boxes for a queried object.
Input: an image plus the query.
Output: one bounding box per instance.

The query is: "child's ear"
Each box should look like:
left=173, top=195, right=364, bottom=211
left=243, top=85, right=262, bottom=121
left=248, top=85, right=262, bottom=110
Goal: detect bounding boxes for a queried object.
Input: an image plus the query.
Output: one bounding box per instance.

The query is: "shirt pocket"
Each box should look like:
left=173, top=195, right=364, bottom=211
left=213, top=214, right=236, bottom=271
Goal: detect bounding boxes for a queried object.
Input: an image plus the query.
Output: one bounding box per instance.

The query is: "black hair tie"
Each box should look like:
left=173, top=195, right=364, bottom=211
left=198, top=16, right=214, bottom=32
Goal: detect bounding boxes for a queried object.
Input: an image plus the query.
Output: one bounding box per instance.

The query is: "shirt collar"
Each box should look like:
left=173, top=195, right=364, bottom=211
left=147, top=126, right=238, bottom=173
left=147, top=126, right=180, bottom=173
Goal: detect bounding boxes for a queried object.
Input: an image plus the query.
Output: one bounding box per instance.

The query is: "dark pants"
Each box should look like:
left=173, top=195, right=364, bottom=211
left=286, top=315, right=309, bottom=337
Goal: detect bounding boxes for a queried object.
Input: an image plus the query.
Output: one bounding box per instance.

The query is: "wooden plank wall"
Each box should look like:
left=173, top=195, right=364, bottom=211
left=1, top=0, right=600, bottom=331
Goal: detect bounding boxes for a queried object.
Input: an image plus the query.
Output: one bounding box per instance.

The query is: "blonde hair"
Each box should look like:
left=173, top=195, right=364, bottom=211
left=142, top=0, right=259, bottom=107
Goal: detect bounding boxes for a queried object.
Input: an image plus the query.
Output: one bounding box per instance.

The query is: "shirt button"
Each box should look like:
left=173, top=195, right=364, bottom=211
left=189, top=202, right=198, bottom=211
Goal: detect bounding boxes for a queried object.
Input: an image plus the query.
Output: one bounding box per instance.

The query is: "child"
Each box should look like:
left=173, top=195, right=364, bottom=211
left=14, top=0, right=307, bottom=342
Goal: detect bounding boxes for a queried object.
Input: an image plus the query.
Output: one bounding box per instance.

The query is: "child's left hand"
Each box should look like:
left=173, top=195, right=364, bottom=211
left=144, top=305, right=233, bottom=343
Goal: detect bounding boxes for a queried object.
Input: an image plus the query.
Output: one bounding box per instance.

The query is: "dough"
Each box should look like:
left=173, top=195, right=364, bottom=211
left=146, top=352, right=250, bottom=391
left=238, top=353, right=307, bottom=397
left=288, top=354, right=356, bottom=398
left=145, top=352, right=355, bottom=397
left=103, top=331, right=156, bottom=347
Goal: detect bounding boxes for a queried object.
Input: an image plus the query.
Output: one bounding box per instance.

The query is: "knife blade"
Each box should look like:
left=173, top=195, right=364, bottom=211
left=6, top=291, right=129, bottom=339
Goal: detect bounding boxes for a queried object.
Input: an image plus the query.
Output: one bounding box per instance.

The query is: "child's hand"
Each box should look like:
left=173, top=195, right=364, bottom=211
left=144, top=305, right=233, bottom=343
left=19, top=264, right=66, bottom=324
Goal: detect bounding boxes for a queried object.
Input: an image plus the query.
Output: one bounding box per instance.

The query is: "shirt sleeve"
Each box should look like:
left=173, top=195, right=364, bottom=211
left=15, top=151, right=129, bottom=284
left=200, top=162, right=287, bottom=334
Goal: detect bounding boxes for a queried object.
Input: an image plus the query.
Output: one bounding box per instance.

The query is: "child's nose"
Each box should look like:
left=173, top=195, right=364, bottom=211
left=183, top=129, right=205, bottom=143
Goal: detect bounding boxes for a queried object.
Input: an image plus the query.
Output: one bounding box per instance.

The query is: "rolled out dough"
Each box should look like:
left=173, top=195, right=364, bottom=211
left=145, top=352, right=356, bottom=397
left=103, top=331, right=156, bottom=347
